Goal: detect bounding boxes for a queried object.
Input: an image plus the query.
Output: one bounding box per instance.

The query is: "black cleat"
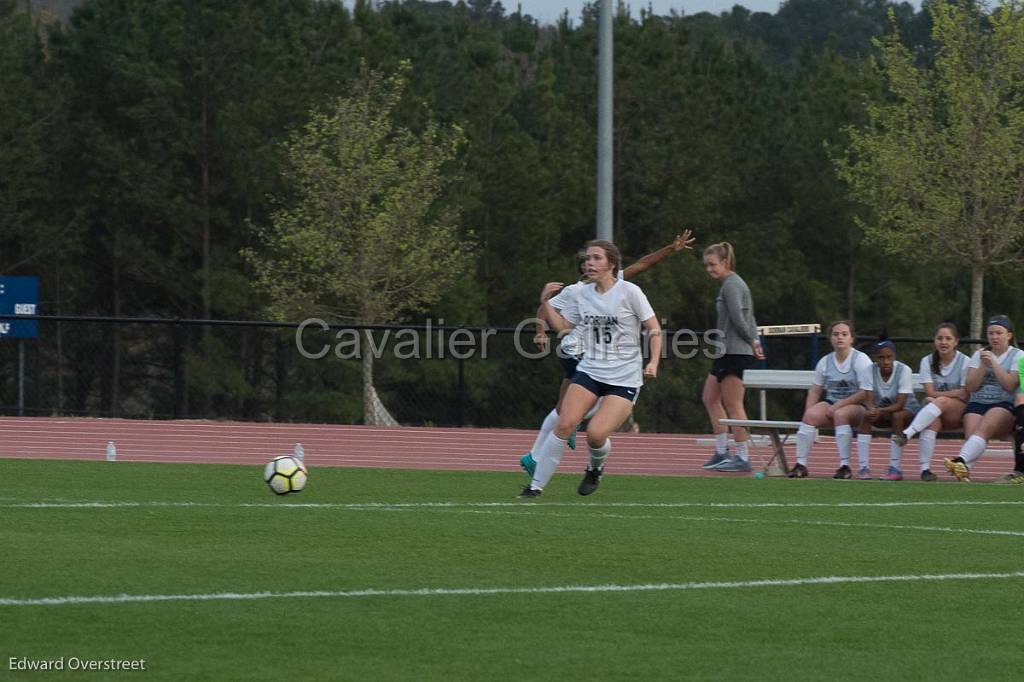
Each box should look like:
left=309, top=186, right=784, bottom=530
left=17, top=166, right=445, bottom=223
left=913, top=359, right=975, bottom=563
left=518, top=486, right=542, bottom=499
left=577, top=467, right=603, bottom=496
left=920, top=469, right=938, bottom=482
left=832, top=465, right=852, bottom=480
left=787, top=462, right=809, bottom=478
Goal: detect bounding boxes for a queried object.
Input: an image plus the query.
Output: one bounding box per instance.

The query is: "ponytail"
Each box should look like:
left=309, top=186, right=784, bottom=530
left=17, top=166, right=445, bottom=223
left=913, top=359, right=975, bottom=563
left=703, top=242, right=736, bottom=271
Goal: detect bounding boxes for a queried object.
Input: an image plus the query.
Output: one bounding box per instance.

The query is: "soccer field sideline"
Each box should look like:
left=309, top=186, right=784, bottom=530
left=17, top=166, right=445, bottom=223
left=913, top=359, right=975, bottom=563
left=0, top=416, right=1012, bottom=481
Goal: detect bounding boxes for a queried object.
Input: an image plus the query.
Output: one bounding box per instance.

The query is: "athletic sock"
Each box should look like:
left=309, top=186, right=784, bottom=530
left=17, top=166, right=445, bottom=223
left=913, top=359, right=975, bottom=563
left=531, top=433, right=568, bottom=490
left=904, top=402, right=942, bottom=439
left=889, top=437, right=903, bottom=470
left=588, top=439, right=611, bottom=471
left=919, top=429, right=938, bottom=472
left=795, top=423, right=816, bottom=466
left=735, top=440, right=749, bottom=462
left=714, top=432, right=729, bottom=455
left=856, top=434, right=872, bottom=470
left=835, top=425, right=853, bottom=467
left=530, top=409, right=559, bottom=456
left=958, top=435, right=987, bottom=467
left=583, top=398, right=603, bottom=422
left=1014, top=405, right=1024, bottom=473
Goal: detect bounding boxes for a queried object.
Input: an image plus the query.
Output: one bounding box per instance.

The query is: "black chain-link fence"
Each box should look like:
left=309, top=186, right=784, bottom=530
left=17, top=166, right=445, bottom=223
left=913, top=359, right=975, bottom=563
left=0, top=316, right=971, bottom=432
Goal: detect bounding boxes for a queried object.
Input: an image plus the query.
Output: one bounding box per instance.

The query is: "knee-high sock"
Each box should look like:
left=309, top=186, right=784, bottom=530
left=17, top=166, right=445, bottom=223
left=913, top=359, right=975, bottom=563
left=1014, top=405, right=1024, bottom=473
left=735, top=440, right=749, bottom=462
left=531, top=433, right=568, bottom=490
left=835, top=425, right=853, bottom=467
left=904, top=402, right=942, bottom=438
left=856, top=434, right=872, bottom=470
left=531, top=409, right=559, bottom=456
left=795, top=423, right=816, bottom=466
left=890, top=438, right=904, bottom=470
left=588, top=439, right=611, bottom=471
left=958, top=435, right=987, bottom=467
left=714, top=432, right=729, bottom=455
left=919, top=429, right=937, bottom=472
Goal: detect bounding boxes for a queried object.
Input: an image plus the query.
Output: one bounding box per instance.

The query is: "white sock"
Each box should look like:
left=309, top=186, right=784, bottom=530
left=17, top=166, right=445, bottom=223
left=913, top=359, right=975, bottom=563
left=958, top=435, right=987, bottom=467
left=796, top=423, right=816, bottom=465
left=588, top=439, right=611, bottom=470
left=531, top=409, right=559, bottom=456
left=531, top=433, right=567, bottom=490
left=735, top=440, right=749, bottom=462
left=856, top=434, right=872, bottom=470
left=889, top=438, right=903, bottom=470
left=905, top=402, right=942, bottom=438
left=835, top=425, right=853, bottom=467
left=583, top=398, right=603, bottom=421
left=714, top=432, right=729, bottom=454
left=919, top=430, right=937, bottom=472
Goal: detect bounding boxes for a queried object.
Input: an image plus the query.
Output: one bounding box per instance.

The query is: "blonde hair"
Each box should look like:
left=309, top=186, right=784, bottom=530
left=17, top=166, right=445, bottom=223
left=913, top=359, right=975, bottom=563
left=585, top=239, right=622, bottom=276
left=703, top=242, right=736, bottom=271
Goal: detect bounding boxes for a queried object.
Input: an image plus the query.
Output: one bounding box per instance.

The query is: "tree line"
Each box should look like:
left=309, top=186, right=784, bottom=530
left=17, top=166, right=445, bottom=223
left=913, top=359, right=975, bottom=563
left=3, top=0, right=1024, bottom=428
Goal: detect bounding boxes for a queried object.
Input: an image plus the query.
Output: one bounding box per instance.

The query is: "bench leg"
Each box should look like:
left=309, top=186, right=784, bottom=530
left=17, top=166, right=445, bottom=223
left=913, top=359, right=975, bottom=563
left=764, top=430, right=790, bottom=477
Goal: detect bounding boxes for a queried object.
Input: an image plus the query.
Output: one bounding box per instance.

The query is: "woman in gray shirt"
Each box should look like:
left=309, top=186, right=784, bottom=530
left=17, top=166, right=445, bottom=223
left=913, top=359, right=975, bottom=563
left=701, top=242, right=764, bottom=472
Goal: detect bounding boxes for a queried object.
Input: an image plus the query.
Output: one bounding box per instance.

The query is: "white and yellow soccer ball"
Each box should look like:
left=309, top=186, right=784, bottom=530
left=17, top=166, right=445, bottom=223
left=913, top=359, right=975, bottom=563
left=263, top=455, right=308, bottom=495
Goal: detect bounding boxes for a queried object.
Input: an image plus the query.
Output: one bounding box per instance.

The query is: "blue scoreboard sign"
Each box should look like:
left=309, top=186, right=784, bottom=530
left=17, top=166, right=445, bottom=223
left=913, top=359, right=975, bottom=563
left=0, top=276, right=40, bottom=339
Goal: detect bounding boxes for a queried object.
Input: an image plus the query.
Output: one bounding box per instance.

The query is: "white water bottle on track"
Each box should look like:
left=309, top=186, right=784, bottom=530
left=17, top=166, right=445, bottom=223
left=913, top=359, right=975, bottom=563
left=106, top=441, right=117, bottom=462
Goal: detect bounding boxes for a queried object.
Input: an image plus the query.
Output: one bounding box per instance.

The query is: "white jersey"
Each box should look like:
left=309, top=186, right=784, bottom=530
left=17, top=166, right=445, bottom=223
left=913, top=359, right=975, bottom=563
left=966, top=347, right=1024, bottom=404
left=917, top=352, right=968, bottom=393
left=812, top=349, right=874, bottom=403
left=573, top=279, right=655, bottom=388
left=871, top=360, right=920, bottom=412
left=549, top=271, right=625, bottom=358
left=549, top=281, right=586, bottom=357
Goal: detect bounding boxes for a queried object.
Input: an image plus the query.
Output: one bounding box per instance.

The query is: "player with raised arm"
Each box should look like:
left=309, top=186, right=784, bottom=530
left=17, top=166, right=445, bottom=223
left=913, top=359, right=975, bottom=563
left=519, top=232, right=693, bottom=478
left=519, top=240, right=662, bottom=498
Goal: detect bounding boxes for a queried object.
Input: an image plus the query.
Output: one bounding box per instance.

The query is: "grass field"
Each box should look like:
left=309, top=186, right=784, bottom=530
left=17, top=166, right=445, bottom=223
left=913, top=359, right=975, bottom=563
left=2, top=458, right=1023, bottom=680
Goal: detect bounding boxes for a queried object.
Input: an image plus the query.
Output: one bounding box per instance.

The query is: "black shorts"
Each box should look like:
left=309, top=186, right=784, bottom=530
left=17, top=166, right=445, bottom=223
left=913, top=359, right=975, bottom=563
left=965, top=401, right=1014, bottom=417
left=710, top=354, right=756, bottom=382
left=571, top=371, right=640, bottom=403
left=558, top=354, right=581, bottom=380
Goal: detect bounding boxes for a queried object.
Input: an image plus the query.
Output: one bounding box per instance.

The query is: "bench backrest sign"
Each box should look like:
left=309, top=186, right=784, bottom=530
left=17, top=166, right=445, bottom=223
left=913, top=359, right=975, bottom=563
left=0, top=276, right=40, bottom=339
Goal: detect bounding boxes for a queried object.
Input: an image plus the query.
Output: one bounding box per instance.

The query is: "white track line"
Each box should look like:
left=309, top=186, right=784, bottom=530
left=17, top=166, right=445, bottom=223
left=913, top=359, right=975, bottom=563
left=3, top=499, right=1024, bottom=510
left=3, top=571, right=1023, bottom=607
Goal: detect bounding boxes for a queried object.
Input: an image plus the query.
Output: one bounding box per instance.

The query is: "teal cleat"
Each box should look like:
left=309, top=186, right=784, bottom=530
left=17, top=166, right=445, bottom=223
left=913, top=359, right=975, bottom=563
left=519, top=453, right=537, bottom=478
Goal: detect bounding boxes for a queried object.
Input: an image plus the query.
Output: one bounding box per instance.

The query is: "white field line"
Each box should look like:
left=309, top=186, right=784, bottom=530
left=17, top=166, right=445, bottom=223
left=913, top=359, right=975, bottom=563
left=4, top=499, right=1024, bottom=539
left=2, top=499, right=1024, bottom=510
left=2, top=571, right=1023, bottom=607
left=401, top=507, right=1024, bottom=539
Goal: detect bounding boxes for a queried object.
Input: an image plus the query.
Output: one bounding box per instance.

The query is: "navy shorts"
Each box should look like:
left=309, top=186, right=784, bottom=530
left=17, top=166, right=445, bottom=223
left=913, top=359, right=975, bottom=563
left=710, top=354, right=756, bottom=382
left=571, top=371, right=640, bottom=403
left=558, top=354, right=581, bottom=380
left=965, top=401, right=1014, bottom=416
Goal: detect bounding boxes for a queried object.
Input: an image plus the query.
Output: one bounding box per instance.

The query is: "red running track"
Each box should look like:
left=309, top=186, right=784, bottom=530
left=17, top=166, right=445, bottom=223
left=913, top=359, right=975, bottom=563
left=0, top=417, right=1013, bottom=482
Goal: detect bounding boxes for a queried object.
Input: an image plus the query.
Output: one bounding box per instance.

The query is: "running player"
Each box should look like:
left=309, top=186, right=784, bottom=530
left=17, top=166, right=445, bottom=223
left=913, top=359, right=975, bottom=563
left=856, top=340, right=919, bottom=481
left=520, top=240, right=662, bottom=498
left=520, top=232, right=693, bottom=477
left=943, top=315, right=1022, bottom=482
left=898, top=323, right=968, bottom=481
left=787, top=320, right=873, bottom=479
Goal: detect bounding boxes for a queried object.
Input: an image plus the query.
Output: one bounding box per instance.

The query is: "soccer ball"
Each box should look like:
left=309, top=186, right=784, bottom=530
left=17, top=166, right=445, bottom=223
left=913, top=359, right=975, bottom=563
left=263, top=455, right=308, bottom=495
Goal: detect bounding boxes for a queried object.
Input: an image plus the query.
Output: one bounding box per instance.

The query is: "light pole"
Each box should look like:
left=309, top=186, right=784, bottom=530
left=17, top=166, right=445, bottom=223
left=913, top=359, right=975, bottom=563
left=596, top=0, right=613, bottom=242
